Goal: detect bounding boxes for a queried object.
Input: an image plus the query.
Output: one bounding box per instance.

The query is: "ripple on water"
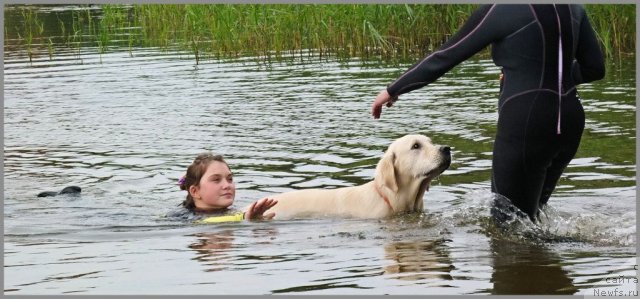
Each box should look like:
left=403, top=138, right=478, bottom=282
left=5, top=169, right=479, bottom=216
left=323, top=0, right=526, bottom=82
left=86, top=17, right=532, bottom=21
left=3, top=43, right=635, bottom=294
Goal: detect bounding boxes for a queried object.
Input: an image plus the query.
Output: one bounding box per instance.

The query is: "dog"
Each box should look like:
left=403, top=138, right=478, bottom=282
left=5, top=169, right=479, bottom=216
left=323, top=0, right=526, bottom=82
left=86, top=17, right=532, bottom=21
left=263, top=134, right=451, bottom=219
left=37, top=186, right=82, bottom=197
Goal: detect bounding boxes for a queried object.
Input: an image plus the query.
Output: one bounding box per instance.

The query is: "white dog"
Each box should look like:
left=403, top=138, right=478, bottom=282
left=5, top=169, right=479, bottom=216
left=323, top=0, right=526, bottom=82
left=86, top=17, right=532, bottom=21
left=263, top=134, right=451, bottom=219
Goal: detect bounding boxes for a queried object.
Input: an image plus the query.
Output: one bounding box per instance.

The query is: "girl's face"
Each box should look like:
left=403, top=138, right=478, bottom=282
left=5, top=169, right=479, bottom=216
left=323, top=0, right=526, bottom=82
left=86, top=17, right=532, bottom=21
left=190, top=161, right=236, bottom=211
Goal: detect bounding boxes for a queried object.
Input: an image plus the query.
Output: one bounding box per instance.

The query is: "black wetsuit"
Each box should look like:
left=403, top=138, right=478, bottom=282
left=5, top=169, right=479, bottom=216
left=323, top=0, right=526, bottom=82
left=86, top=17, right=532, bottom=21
left=386, top=4, right=605, bottom=221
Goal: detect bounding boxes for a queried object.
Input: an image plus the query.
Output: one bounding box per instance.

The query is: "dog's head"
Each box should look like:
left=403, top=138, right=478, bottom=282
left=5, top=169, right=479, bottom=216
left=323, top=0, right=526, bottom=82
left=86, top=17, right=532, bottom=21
left=375, top=134, right=451, bottom=193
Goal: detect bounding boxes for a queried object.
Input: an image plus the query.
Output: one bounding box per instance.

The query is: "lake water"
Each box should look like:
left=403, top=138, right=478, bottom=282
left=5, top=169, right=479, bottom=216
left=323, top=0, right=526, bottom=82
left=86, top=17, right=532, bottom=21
left=3, top=5, right=637, bottom=295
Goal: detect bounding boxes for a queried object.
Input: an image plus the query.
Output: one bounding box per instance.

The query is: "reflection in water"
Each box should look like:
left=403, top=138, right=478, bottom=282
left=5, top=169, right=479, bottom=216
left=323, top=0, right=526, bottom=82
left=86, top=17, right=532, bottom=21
left=383, top=239, right=453, bottom=282
left=489, top=238, right=577, bottom=295
left=188, top=230, right=236, bottom=272
left=483, top=195, right=577, bottom=294
left=188, top=227, right=280, bottom=273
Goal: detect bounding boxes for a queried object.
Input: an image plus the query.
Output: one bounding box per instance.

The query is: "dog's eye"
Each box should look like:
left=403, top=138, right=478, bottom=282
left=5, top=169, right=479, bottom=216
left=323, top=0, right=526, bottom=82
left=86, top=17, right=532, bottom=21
left=412, top=143, right=421, bottom=150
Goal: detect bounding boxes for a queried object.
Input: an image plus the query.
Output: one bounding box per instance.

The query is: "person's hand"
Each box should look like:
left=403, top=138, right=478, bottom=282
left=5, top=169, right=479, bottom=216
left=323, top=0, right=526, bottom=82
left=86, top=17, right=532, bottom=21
left=371, top=89, right=398, bottom=119
left=244, top=197, right=277, bottom=221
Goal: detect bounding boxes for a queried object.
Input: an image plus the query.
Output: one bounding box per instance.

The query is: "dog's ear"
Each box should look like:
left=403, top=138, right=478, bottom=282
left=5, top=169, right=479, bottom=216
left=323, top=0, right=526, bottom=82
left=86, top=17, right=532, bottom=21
left=376, top=151, right=398, bottom=193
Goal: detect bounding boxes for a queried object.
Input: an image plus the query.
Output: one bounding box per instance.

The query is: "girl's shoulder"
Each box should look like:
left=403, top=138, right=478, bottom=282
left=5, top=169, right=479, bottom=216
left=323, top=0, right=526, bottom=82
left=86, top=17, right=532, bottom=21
left=165, top=207, right=199, bottom=221
left=197, top=211, right=245, bottom=224
left=165, top=207, right=245, bottom=224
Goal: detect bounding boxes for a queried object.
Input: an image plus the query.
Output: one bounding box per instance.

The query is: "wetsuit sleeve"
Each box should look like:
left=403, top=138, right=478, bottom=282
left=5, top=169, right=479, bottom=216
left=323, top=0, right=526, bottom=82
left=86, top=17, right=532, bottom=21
left=571, top=8, right=605, bottom=84
left=387, top=5, right=499, bottom=97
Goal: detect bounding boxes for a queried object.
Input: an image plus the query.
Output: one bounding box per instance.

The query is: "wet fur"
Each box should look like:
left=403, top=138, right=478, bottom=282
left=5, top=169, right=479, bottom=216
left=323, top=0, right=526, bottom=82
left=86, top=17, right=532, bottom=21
left=261, top=134, right=451, bottom=219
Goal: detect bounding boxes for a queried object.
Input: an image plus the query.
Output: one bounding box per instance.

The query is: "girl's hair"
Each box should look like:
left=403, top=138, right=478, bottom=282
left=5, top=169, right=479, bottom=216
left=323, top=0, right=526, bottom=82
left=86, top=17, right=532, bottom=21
left=178, top=153, right=229, bottom=211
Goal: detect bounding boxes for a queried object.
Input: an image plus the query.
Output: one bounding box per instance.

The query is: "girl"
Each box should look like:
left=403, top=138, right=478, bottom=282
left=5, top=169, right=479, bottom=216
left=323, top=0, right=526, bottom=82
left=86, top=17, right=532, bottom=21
left=176, top=152, right=277, bottom=223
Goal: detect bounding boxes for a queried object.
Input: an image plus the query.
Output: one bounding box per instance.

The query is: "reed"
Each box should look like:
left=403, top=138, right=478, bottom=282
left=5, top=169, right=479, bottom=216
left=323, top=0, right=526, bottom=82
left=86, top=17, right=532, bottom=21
left=6, top=4, right=635, bottom=64
left=17, top=8, right=36, bottom=63
left=104, top=4, right=639, bottom=63
left=584, top=4, right=635, bottom=62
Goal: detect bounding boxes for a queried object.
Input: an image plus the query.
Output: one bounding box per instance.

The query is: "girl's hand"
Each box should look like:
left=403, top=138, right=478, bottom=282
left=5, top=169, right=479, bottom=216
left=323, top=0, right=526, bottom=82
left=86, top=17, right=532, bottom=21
left=244, top=197, right=278, bottom=220
left=371, top=89, right=398, bottom=119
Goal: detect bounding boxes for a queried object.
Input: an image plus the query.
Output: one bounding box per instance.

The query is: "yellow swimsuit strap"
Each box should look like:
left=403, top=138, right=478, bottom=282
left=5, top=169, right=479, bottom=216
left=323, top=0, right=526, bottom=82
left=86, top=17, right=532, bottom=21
left=197, top=212, right=245, bottom=224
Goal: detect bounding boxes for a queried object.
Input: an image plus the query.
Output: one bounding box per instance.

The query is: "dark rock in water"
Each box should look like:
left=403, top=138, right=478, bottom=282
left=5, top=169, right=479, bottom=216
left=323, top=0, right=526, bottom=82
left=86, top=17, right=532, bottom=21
left=37, top=186, right=82, bottom=197
left=37, top=191, right=59, bottom=197
left=59, top=186, right=81, bottom=194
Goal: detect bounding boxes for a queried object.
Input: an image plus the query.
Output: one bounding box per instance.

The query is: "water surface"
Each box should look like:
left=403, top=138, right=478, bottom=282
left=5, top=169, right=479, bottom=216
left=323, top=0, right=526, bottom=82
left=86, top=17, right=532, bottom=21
left=3, top=6, right=637, bottom=296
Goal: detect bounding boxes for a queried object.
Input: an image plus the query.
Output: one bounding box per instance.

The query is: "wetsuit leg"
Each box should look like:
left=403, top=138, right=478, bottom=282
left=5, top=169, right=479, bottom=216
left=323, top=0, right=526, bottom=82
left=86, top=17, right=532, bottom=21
left=491, top=92, right=562, bottom=222
left=538, top=96, right=585, bottom=208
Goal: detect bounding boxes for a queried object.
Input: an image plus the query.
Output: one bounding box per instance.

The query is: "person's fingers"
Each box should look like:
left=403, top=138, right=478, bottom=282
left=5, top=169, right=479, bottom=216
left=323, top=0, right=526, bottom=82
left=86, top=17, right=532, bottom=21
left=372, top=90, right=396, bottom=119
left=253, top=198, right=265, bottom=210
left=246, top=198, right=278, bottom=221
left=256, top=198, right=274, bottom=216
left=245, top=201, right=257, bottom=219
left=260, top=198, right=274, bottom=210
left=262, top=198, right=273, bottom=211
left=267, top=199, right=278, bottom=209
left=372, top=103, right=382, bottom=119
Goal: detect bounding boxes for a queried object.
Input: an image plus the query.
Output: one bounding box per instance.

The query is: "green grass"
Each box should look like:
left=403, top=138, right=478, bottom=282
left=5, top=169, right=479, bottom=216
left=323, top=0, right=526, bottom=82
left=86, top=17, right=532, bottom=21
left=585, top=4, right=636, bottom=61
left=5, top=4, right=636, bottom=64
left=139, top=4, right=480, bottom=63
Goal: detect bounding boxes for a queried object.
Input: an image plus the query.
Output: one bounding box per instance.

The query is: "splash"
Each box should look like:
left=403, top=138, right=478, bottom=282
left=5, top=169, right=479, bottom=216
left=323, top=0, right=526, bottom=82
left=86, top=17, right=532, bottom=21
left=536, top=205, right=636, bottom=247
left=438, top=190, right=636, bottom=247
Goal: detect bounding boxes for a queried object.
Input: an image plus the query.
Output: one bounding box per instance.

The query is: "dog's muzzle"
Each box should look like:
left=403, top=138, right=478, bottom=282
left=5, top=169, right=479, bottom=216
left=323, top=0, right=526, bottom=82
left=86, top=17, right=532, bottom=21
left=423, top=146, right=451, bottom=178
left=440, top=146, right=451, bottom=170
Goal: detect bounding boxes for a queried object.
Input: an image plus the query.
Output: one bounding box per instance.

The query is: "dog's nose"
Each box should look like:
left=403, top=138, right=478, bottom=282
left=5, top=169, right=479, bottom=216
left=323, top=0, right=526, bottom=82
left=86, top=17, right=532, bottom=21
left=441, top=146, right=451, bottom=155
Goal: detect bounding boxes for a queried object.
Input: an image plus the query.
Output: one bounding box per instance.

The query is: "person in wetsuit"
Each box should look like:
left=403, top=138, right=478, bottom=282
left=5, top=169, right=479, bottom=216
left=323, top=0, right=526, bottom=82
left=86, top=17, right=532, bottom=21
left=371, top=4, right=605, bottom=222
